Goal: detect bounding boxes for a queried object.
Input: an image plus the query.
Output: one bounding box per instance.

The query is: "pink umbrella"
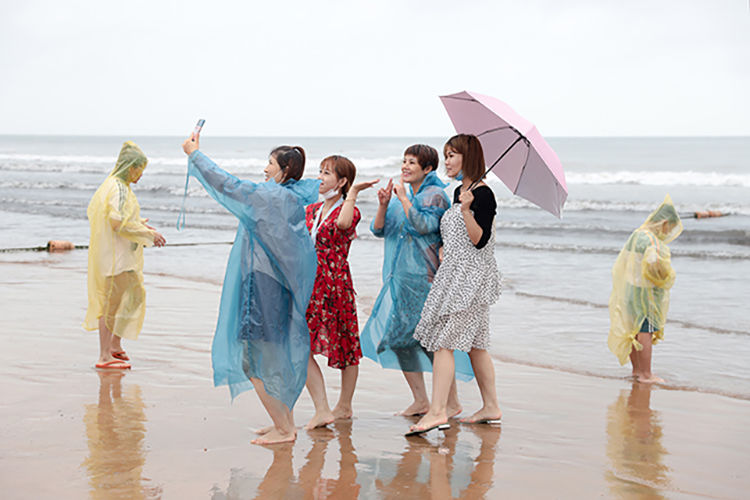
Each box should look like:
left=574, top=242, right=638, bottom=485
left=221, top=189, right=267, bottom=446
left=440, top=90, right=567, bottom=218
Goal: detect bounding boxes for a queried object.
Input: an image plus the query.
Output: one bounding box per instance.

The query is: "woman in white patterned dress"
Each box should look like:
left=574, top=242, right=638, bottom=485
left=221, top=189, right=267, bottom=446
left=410, top=134, right=503, bottom=434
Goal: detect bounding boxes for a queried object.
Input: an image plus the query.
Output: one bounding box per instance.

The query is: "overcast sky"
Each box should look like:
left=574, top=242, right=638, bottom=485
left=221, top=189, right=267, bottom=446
left=1, top=0, right=749, bottom=137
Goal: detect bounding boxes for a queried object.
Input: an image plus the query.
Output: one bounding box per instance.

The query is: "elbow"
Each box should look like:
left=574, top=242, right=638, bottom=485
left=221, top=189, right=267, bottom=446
left=474, top=235, right=489, bottom=249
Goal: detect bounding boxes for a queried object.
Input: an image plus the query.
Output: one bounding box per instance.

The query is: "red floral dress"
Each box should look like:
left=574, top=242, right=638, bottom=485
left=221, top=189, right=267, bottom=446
left=305, top=202, right=362, bottom=369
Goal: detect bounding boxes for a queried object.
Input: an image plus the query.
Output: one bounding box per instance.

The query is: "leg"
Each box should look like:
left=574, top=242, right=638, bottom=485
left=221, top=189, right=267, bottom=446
left=332, top=364, right=358, bottom=420
left=249, top=377, right=297, bottom=445
left=634, top=332, right=663, bottom=384
left=446, top=377, right=463, bottom=418
left=96, top=273, right=130, bottom=368
left=255, top=410, right=294, bottom=436
left=399, top=371, right=430, bottom=416
left=411, top=349, right=454, bottom=431
left=460, top=349, right=502, bottom=423
left=304, top=354, right=335, bottom=430
left=629, top=346, right=641, bottom=378
left=110, top=333, right=125, bottom=358
left=96, top=317, right=129, bottom=368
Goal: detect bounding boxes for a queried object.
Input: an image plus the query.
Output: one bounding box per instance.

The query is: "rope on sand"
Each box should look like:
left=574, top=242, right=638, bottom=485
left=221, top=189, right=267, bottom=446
left=0, top=241, right=233, bottom=253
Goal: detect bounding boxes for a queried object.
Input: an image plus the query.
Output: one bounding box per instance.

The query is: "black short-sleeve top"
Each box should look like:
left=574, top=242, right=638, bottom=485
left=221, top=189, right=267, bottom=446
left=453, top=185, right=497, bottom=249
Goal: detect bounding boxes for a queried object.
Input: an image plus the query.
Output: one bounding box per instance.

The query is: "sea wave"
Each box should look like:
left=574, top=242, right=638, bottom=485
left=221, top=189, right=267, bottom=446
left=0, top=152, right=402, bottom=175
left=566, top=170, right=750, bottom=187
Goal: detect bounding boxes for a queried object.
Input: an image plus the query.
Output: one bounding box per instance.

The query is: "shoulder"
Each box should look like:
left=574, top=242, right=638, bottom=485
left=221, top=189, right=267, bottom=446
left=472, top=185, right=496, bottom=207
left=306, top=201, right=322, bottom=215
left=452, top=185, right=462, bottom=203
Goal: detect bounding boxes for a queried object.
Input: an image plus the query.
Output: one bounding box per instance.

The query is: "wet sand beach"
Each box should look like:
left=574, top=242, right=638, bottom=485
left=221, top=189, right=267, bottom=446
left=1, top=255, right=749, bottom=499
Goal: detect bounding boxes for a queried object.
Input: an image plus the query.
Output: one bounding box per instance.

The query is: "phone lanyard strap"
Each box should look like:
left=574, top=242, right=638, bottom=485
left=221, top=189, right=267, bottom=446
left=176, top=167, right=190, bottom=231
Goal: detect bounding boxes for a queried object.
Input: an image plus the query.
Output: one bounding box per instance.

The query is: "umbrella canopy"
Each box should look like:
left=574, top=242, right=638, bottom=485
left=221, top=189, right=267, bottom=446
left=440, top=90, right=567, bottom=218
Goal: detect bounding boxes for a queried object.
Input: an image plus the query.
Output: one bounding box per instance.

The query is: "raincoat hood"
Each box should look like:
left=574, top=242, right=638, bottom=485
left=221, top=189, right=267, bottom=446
left=110, top=141, right=148, bottom=184
left=639, top=194, right=683, bottom=243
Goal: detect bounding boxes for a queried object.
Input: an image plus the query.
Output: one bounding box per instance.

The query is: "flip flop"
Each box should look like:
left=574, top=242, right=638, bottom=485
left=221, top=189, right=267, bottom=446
left=460, top=417, right=502, bottom=425
left=111, top=351, right=129, bottom=361
left=405, top=423, right=450, bottom=437
left=95, top=360, right=131, bottom=370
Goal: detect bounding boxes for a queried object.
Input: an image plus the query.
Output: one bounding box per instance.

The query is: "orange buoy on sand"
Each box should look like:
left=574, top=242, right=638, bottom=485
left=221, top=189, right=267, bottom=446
left=47, top=240, right=75, bottom=252
left=694, top=210, right=725, bottom=219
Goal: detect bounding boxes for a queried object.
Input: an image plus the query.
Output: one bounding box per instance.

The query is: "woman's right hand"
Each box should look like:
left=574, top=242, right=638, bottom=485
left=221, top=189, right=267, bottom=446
left=377, top=178, right=393, bottom=206
left=182, top=134, right=200, bottom=156
left=153, top=232, right=166, bottom=247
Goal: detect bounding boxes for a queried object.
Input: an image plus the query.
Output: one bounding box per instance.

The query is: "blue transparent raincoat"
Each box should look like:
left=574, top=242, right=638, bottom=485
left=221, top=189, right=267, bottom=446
left=360, top=171, right=474, bottom=381
left=185, top=151, right=319, bottom=410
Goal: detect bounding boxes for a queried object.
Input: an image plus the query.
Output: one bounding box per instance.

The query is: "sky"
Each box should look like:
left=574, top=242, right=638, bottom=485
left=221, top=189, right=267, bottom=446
left=1, top=0, right=749, bottom=137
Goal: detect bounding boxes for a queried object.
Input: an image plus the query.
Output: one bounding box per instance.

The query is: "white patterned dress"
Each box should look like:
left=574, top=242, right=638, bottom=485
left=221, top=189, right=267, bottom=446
left=413, top=198, right=501, bottom=352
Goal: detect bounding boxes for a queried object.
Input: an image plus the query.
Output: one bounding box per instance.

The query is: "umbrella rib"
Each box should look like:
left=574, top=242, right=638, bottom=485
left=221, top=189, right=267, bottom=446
left=477, top=126, right=514, bottom=138
left=470, top=135, right=525, bottom=190
left=441, top=96, right=476, bottom=102
left=512, top=144, right=533, bottom=194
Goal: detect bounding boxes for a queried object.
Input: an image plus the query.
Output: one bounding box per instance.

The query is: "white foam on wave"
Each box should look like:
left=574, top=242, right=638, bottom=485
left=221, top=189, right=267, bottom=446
left=566, top=170, right=750, bottom=188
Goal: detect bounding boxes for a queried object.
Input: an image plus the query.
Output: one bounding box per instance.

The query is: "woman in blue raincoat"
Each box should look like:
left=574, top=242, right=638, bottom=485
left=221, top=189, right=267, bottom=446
left=181, top=134, right=318, bottom=445
left=360, top=144, right=473, bottom=417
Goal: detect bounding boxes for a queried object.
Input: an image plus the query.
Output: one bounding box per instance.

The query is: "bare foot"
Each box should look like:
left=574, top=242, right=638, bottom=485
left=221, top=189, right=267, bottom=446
left=251, top=428, right=296, bottom=445
left=397, top=400, right=429, bottom=417
left=305, top=411, right=335, bottom=430
left=637, top=374, right=664, bottom=384
left=459, top=407, right=502, bottom=424
left=447, top=404, right=463, bottom=419
left=255, top=425, right=274, bottom=436
left=332, top=405, right=353, bottom=420
left=410, top=411, right=448, bottom=433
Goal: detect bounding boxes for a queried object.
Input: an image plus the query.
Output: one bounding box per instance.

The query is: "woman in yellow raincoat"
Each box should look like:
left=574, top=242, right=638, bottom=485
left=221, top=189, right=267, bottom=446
left=608, top=194, right=682, bottom=383
left=84, top=141, right=166, bottom=369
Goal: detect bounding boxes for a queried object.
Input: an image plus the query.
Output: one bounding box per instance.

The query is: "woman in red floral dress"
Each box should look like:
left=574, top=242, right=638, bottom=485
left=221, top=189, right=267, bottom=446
left=304, top=155, right=378, bottom=429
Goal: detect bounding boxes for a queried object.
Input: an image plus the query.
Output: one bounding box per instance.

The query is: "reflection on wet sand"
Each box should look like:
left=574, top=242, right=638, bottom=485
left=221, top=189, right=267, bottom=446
left=82, top=371, right=160, bottom=499
left=212, top=420, right=358, bottom=499
left=372, top=424, right=502, bottom=499
left=298, top=420, right=360, bottom=498
left=606, top=383, right=670, bottom=498
left=212, top=419, right=501, bottom=499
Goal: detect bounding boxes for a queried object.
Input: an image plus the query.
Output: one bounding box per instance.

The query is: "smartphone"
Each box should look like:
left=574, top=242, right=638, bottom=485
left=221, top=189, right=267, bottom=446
left=192, top=119, right=205, bottom=141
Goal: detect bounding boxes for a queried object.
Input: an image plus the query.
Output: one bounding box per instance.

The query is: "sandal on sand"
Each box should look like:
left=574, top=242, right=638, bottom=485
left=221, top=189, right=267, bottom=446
left=460, top=417, right=502, bottom=425
left=405, top=423, right=450, bottom=437
left=111, top=351, right=130, bottom=361
left=95, top=360, right=131, bottom=370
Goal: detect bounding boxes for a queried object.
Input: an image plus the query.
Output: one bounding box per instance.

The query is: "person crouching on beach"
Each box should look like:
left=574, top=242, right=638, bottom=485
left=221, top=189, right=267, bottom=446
left=360, top=144, right=473, bottom=417
left=300, top=155, right=377, bottom=430
left=410, top=135, right=503, bottom=435
left=608, top=194, right=683, bottom=384
left=84, top=141, right=166, bottom=370
left=182, top=135, right=318, bottom=445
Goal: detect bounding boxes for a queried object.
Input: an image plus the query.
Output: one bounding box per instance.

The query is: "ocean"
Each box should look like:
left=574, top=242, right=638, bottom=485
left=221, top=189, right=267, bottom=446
left=1, top=135, right=748, bottom=400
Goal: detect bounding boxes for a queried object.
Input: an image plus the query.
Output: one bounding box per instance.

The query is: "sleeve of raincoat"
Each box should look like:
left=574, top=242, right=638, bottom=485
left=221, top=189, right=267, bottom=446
left=371, top=199, right=401, bottom=239
left=642, top=243, right=675, bottom=289
left=106, top=182, right=154, bottom=247
left=406, top=188, right=450, bottom=235
left=187, top=150, right=264, bottom=223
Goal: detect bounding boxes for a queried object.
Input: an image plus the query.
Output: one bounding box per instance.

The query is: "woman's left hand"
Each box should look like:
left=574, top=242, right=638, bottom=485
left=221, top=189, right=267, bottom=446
left=182, top=134, right=200, bottom=156
left=459, top=188, right=474, bottom=212
left=347, top=179, right=379, bottom=199
left=393, top=176, right=408, bottom=201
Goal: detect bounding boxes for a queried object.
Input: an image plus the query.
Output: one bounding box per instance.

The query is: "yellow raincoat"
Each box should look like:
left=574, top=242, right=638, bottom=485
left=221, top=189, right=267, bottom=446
left=608, top=194, right=683, bottom=365
left=83, top=141, right=156, bottom=340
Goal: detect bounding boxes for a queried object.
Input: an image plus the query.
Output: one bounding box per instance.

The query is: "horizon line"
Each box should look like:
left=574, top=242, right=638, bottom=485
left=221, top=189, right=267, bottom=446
left=1, top=133, right=749, bottom=139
